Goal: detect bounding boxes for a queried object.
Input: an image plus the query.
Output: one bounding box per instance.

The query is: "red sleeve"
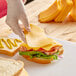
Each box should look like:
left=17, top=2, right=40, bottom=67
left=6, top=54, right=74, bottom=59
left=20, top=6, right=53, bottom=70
left=0, top=0, right=7, bottom=18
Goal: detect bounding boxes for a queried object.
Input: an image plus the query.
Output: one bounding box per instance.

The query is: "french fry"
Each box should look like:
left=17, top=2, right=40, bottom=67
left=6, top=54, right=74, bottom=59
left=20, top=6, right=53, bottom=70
left=54, top=0, right=73, bottom=22
left=39, top=0, right=60, bottom=23
left=70, top=0, right=76, bottom=21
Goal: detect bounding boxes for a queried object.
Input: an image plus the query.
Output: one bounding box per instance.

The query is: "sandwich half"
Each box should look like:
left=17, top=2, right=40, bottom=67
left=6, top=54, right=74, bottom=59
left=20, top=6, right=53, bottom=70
left=19, top=24, right=64, bottom=64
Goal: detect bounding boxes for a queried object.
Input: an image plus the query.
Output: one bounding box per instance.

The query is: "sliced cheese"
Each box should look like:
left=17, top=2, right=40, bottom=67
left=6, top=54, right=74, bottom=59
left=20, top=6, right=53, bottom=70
left=21, top=42, right=62, bottom=51
left=26, top=24, right=58, bottom=47
left=23, top=24, right=62, bottom=51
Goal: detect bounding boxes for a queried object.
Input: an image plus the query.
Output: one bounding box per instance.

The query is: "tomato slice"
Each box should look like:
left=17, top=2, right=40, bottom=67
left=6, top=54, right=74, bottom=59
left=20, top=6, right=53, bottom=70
left=38, top=48, right=46, bottom=51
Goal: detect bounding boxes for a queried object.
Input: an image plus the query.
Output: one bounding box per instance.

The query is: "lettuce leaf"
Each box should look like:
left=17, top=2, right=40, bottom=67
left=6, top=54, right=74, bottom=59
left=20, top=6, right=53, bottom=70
left=19, top=51, right=59, bottom=60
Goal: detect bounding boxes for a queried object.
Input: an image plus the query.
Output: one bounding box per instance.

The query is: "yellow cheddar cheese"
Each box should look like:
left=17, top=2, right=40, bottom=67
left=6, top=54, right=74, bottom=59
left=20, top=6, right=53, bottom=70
left=23, top=24, right=62, bottom=51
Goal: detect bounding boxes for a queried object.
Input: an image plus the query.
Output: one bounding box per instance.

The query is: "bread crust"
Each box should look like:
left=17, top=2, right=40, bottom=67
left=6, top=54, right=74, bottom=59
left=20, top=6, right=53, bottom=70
left=0, top=47, right=20, bottom=56
left=18, top=69, right=28, bottom=76
left=14, top=68, right=23, bottom=76
left=22, top=49, right=64, bottom=64
left=14, top=60, right=24, bottom=76
left=23, top=55, right=53, bottom=64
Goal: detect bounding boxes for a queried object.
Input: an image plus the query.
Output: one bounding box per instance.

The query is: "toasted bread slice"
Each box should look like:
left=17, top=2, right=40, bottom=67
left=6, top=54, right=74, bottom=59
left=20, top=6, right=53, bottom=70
left=0, top=38, right=23, bottom=56
left=0, top=57, right=24, bottom=76
left=22, top=48, right=64, bottom=64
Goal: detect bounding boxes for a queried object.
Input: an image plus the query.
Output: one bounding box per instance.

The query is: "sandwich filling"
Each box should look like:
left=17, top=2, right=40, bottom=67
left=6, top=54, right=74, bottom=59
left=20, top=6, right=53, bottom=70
left=19, top=46, right=63, bottom=60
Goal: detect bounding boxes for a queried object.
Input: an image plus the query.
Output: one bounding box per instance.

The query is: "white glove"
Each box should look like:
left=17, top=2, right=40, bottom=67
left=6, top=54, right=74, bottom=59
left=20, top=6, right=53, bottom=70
left=6, top=0, right=30, bottom=43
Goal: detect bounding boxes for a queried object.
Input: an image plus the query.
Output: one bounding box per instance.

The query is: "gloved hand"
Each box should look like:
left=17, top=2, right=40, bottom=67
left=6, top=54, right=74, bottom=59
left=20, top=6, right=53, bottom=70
left=6, top=0, right=30, bottom=43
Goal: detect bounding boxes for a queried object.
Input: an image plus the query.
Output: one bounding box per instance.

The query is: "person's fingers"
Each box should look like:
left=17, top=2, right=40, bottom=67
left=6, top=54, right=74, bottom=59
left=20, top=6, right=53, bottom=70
left=14, top=27, right=27, bottom=43
left=20, top=12, right=30, bottom=32
left=14, top=29, right=27, bottom=43
left=13, top=23, right=27, bottom=43
left=15, top=30, right=27, bottom=43
left=6, top=19, right=27, bottom=43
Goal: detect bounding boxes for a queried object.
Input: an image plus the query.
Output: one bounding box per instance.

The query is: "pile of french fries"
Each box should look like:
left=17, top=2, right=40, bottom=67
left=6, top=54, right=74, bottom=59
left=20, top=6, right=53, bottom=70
left=39, top=0, right=76, bottom=23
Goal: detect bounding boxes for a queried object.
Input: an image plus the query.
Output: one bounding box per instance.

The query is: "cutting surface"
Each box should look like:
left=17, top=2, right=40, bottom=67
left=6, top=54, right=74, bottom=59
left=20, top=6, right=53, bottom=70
left=0, top=0, right=76, bottom=42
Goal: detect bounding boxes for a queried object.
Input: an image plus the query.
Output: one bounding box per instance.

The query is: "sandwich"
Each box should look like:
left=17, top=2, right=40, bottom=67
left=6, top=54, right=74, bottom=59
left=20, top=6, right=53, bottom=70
left=19, top=24, right=64, bottom=64
left=0, top=38, right=23, bottom=56
left=0, top=57, right=28, bottom=76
